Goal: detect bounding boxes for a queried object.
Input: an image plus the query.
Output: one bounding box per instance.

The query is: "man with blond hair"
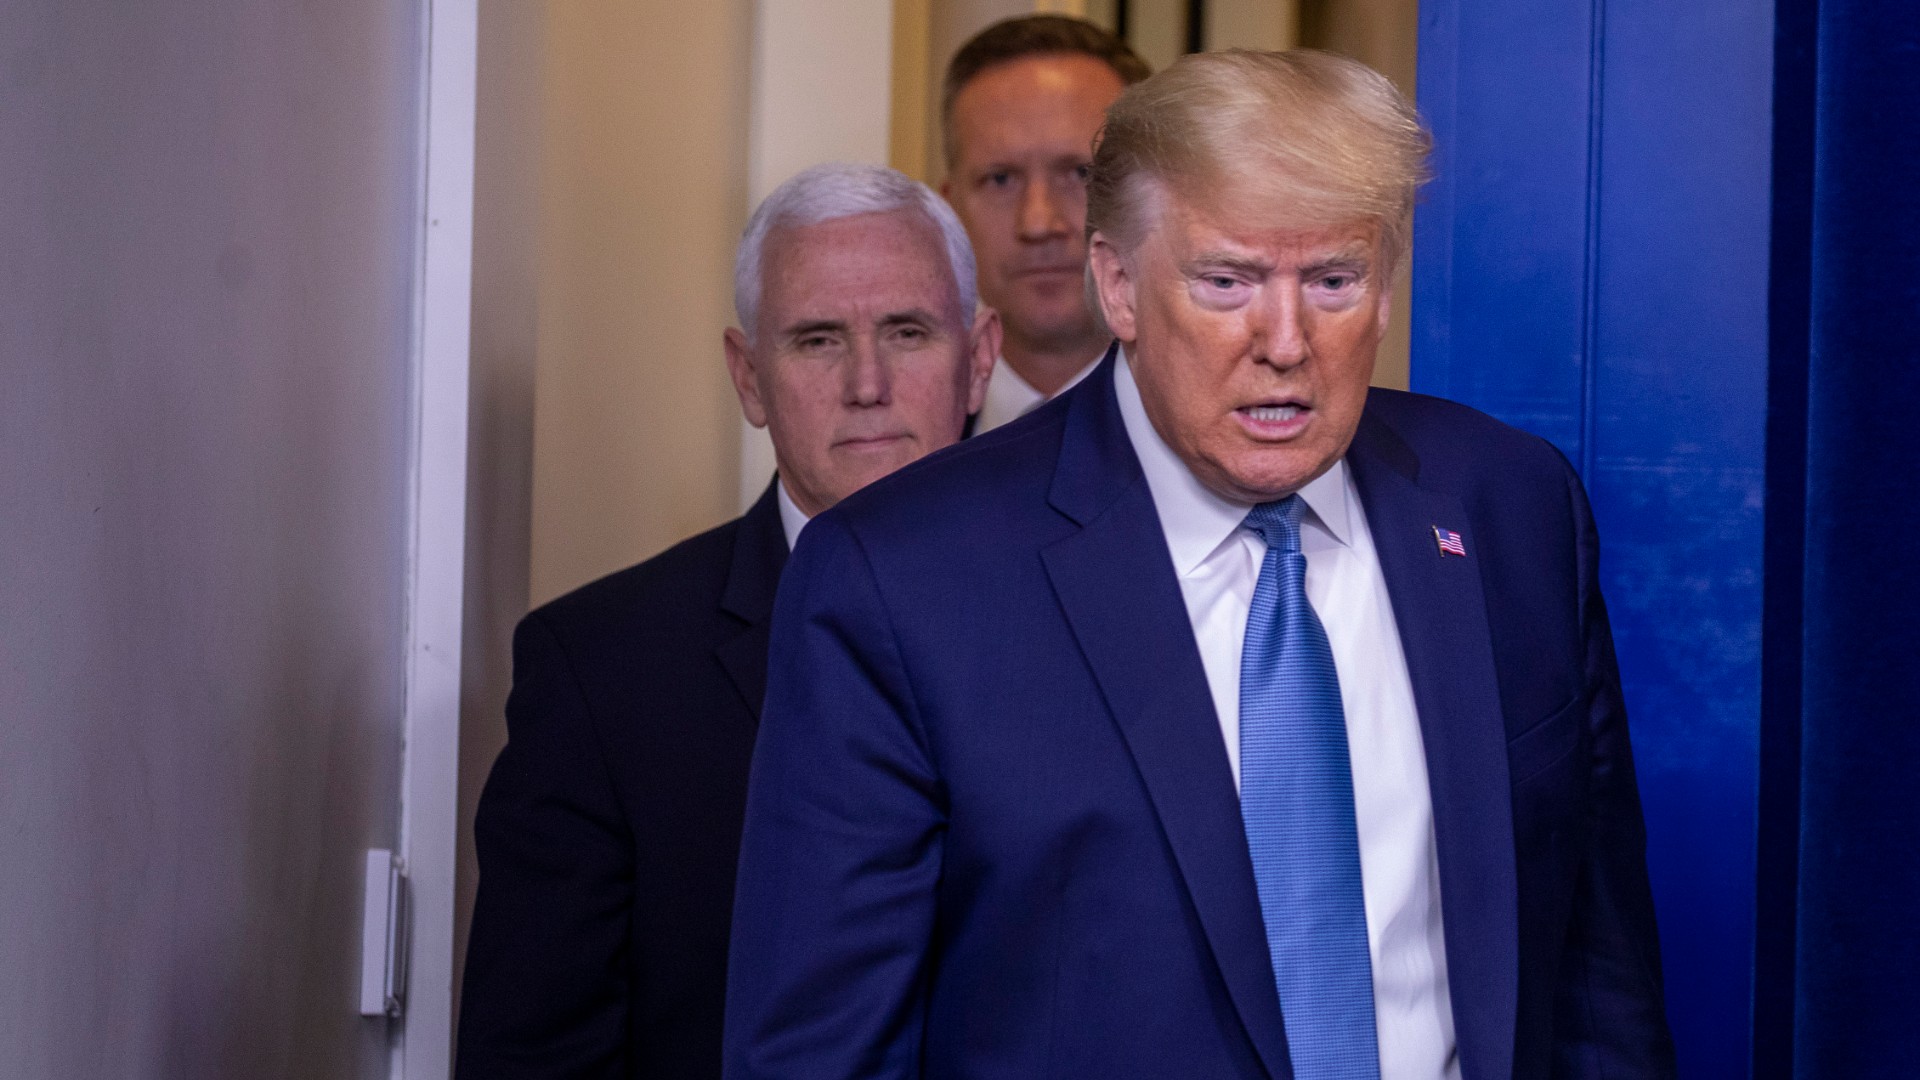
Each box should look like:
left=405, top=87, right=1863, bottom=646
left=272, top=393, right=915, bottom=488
left=726, top=53, right=1675, bottom=1080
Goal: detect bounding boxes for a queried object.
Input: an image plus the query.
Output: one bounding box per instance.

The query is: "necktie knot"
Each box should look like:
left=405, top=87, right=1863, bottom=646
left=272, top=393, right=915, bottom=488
left=1243, top=494, right=1308, bottom=555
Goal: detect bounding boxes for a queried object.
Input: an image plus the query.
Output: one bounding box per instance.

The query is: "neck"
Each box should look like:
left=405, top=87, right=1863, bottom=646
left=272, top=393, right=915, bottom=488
left=1002, top=327, right=1106, bottom=396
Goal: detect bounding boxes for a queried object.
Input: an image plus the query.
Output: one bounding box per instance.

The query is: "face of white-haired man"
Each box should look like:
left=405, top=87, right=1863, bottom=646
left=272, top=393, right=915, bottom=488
left=725, top=208, right=1000, bottom=517
left=1088, top=179, right=1390, bottom=504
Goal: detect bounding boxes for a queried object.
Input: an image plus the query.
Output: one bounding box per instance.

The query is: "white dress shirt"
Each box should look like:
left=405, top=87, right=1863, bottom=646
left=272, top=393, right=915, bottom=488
left=776, top=480, right=810, bottom=551
left=1114, top=354, right=1461, bottom=1080
left=973, top=353, right=1101, bottom=433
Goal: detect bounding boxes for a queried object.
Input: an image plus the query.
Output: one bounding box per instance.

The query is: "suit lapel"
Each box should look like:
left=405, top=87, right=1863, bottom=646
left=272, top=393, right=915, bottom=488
left=716, top=480, right=789, bottom=721
left=1347, top=411, right=1518, bottom=1080
left=1041, top=355, right=1295, bottom=1080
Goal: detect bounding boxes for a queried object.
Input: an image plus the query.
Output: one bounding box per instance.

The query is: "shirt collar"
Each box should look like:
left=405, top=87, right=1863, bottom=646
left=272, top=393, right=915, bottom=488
left=1056, top=352, right=1103, bottom=395
left=976, top=351, right=1107, bottom=430
left=775, top=478, right=811, bottom=550
left=977, top=355, right=1045, bottom=429
left=1112, top=349, right=1353, bottom=578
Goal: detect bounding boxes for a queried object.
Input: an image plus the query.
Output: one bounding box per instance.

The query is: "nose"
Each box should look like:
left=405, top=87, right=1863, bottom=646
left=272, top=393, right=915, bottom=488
left=843, top=333, right=891, bottom=407
left=1250, top=283, right=1309, bottom=370
left=1016, top=178, right=1070, bottom=243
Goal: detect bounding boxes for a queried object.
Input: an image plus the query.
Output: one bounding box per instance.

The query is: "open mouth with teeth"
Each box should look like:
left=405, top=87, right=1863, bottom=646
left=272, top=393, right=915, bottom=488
left=1242, top=404, right=1304, bottom=422
left=1235, top=401, right=1313, bottom=438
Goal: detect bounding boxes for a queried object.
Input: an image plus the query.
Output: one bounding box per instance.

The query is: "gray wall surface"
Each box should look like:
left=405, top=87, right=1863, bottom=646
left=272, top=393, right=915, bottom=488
left=0, top=4, right=420, bottom=1077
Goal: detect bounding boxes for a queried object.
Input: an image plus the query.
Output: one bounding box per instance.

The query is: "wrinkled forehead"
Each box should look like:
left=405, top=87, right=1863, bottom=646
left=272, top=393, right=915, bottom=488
left=1116, top=173, right=1386, bottom=262
left=758, top=211, right=967, bottom=325
left=762, top=210, right=952, bottom=289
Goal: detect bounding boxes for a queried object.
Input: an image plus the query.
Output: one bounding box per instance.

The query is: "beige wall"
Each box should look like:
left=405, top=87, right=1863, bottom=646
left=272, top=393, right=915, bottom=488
left=1207, top=1, right=1301, bottom=51
left=918, top=0, right=1038, bottom=183
left=456, top=0, right=544, bottom=1020
left=892, top=0, right=936, bottom=179
left=1303, top=0, right=1418, bottom=95
left=1297, top=0, right=1419, bottom=391
left=529, top=0, right=754, bottom=607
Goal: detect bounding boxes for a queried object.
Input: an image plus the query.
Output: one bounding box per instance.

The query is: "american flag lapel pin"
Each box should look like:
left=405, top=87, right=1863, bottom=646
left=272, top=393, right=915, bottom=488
left=1432, top=526, right=1467, bottom=558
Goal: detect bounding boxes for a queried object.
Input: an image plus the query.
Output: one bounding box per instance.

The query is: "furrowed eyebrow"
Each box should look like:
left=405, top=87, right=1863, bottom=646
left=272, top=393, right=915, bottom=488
left=1186, top=252, right=1270, bottom=276
left=1301, top=247, right=1374, bottom=275
left=1185, top=245, right=1375, bottom=279
left=876, top=309, right=939, bottom=329
left=781, top=319, right=849, bottom=339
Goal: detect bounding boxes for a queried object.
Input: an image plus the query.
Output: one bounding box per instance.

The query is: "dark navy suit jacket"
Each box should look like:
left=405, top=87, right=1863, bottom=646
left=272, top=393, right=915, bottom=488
left=460, top=484, right=786, bottom=1079
left=725, top=354, right=1675, bottom=1079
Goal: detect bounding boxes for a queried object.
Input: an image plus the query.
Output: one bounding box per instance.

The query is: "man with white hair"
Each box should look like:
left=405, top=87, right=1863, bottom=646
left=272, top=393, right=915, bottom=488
left=727, top=53, right=1675, bottom=1080
left=459, top=163, right=996, bottom=1080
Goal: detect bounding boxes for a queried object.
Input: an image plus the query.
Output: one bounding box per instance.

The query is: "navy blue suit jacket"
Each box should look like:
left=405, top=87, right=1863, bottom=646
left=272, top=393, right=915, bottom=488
left=725, top=355, right=1675, bottom=1079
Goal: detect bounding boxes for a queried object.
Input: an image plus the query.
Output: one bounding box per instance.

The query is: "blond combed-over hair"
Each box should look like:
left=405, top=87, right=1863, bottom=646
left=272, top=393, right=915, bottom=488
left=1086, top=49, right=1431, bottom=271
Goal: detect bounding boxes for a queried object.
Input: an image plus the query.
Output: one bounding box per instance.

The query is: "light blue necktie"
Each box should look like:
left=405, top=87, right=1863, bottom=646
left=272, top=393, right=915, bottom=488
left=1238, top=496, right=1380, bottom=1080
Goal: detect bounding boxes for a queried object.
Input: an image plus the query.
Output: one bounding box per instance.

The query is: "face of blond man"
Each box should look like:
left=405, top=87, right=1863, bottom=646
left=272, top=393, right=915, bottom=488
left=725, top=209, right=999, bottom=517
left=943, top=54, right=1126, bottom=368
left=1089, top=181, right=1391, bottom=504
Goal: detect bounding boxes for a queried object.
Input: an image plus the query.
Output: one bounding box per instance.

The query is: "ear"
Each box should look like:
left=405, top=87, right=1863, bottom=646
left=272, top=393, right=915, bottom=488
left=1087, top=232, right=1138, bottom=343
left=964, top=306, right=1003, bottom=417
left=723, top=327, right=769, bottom=429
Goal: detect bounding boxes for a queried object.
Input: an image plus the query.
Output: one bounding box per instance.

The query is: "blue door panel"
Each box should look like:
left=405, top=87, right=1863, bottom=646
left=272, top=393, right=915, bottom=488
left=1414, top=0, right=1595, bottom=456
left=1415, top=1, right=1773, bottom=1075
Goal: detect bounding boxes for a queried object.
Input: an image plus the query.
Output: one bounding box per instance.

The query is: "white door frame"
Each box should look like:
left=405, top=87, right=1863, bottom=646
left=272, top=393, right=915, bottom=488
left=397, top=0, right=476, bottom=1076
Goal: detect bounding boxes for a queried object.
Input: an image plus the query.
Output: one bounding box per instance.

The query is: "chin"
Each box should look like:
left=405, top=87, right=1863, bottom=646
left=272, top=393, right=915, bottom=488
left=848, top=459, right=911, bottom=495
left=1215, top=457, right=1325, bottom=503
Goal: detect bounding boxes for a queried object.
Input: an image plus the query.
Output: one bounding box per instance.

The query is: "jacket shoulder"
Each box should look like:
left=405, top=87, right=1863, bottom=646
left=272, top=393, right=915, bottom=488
left=1363, top=387, right=1577, bottom=490
left=825, top=402, right=1068, bottom=543
left=526, top=515, right=743, bottom=650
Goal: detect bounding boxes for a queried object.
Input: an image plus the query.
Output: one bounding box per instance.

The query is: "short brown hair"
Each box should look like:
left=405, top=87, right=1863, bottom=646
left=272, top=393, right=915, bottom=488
left=1087, top=49, right=1431, bottom=271
left=942, top=15, right=1151, bottom=166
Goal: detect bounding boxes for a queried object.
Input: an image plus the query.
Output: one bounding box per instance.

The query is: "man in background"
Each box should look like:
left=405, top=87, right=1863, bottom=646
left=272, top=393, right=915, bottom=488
left=458, top=163, right=996, bottom=1079
left=941, top=15, right=1149, bottom=432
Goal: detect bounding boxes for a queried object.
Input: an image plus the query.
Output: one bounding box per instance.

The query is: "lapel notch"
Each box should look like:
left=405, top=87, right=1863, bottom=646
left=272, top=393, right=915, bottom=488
left=715, top=481, right=789, bottom=720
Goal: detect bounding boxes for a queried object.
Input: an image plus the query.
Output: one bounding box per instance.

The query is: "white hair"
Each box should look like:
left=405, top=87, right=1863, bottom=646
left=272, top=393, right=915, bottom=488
left=733, top=162, right=978, bottom=341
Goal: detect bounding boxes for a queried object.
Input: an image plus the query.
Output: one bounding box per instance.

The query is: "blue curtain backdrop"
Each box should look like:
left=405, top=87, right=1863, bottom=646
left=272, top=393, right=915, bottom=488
left=1763, top=1, right=1920, bottom=1077
left=1417, top=0, right=1920, bottom=1075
